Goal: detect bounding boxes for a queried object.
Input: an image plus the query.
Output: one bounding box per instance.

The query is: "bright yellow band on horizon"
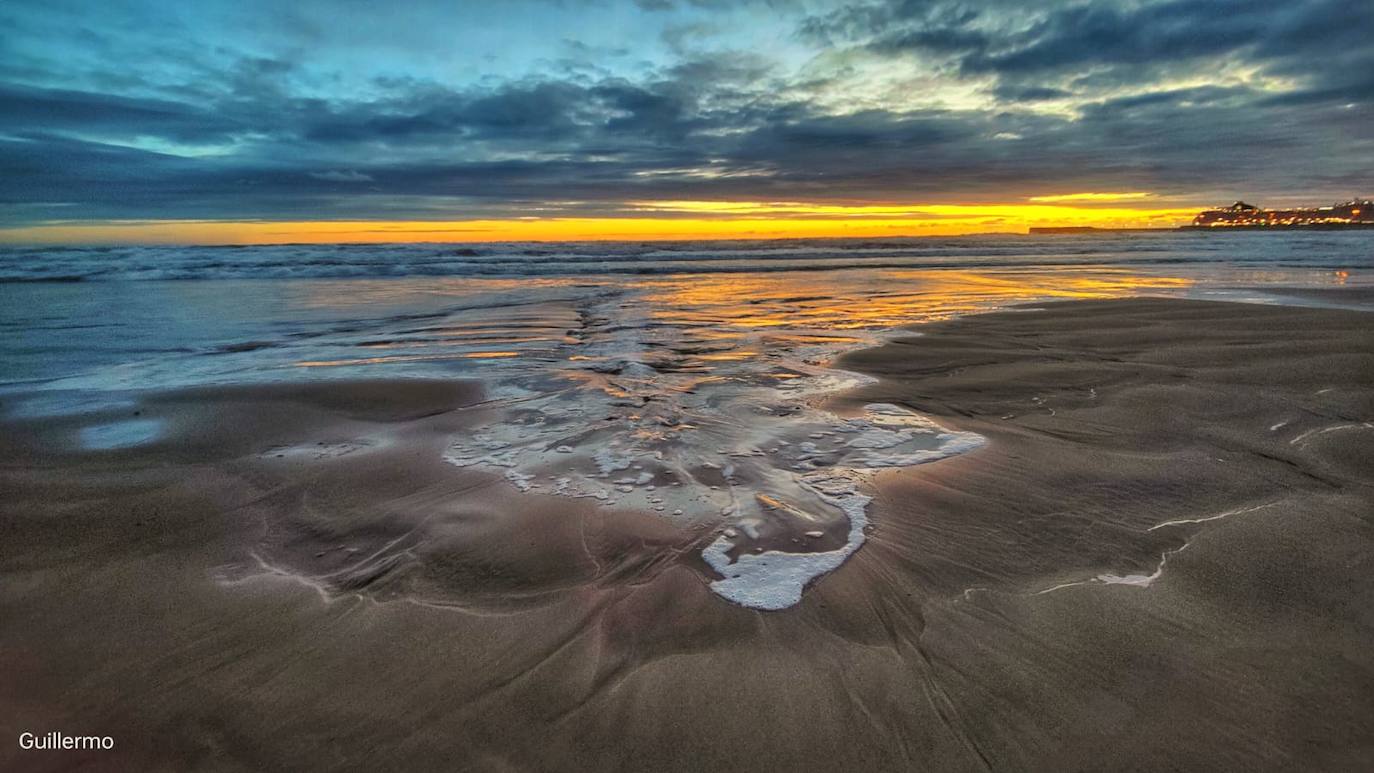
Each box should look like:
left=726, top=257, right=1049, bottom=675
left=0, top=202, right=1200, bottom=245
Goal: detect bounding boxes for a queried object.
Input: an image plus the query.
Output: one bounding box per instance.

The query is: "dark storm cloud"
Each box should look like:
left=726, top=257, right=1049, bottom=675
left=797, top=0, right=955, bottom=44
left=961, top=0, right=1374, bottom=75
left=0, top=0, right=1371, bottom=228
left=299, top=81, right=595, bottom=144
left=991, top=85, right=1071, bottom=102
left=808, top=0, right=1373, bottom=103
left=861, top=23, right=989, bottom=56
left=0, top=83, right=241, bottom=142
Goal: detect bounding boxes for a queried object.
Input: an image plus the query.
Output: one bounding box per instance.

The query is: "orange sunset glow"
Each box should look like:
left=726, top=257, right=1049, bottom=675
left=0, top=200, right=1199, bottom=244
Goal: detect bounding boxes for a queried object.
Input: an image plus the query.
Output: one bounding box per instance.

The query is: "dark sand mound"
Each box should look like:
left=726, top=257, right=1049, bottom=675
left=2, top=300, right=1371, bottom=771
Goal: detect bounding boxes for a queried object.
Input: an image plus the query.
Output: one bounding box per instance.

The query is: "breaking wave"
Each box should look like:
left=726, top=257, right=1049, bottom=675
left=2, top=231, right=1368, bottom=282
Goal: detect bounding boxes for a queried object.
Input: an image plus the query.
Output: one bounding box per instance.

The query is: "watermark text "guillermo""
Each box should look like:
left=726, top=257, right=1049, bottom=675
left=20, top=732, right=114, bottom=751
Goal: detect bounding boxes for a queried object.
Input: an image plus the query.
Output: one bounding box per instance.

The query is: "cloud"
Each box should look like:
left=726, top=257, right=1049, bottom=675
left=992, top=85, right=1071, bottom=102
left=308, top=169, right=373, bottom=182
left=961, top=0, right=1374, bottom=84
left=0, top=0, right=1370, bottom=231
left=1029, top=192, right=1154, bottom=203
left=0, top=82, right=242, bottom=143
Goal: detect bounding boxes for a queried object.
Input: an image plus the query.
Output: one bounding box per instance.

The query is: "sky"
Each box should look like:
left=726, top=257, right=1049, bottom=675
left=1, top=0, right=1370, bottom=243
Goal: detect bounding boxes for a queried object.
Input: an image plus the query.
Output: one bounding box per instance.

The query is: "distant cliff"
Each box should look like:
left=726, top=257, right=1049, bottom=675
left=1028, top=226, right=1103, bottom=234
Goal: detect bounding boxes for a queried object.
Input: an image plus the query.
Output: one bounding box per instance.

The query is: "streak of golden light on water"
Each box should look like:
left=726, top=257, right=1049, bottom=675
left=634, top=270, right=1195, bottom=332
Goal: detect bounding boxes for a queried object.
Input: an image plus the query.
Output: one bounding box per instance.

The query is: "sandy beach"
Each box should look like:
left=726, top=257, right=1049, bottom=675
left=2, top=296, right=1371, bottom=771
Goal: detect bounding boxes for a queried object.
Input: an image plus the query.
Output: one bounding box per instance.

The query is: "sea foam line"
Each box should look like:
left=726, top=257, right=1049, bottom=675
left=1034, top=541, right=1192, bottom=596
left=699, top=417, right=984, bottom=611
left=1147, top=500, right=1278, bottom=531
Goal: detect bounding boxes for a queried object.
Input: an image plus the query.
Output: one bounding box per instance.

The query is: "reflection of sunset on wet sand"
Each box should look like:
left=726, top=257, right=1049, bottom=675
left=640, top=269, right=1195, bottom=331
left=265, top=268, right=1199, bottom=374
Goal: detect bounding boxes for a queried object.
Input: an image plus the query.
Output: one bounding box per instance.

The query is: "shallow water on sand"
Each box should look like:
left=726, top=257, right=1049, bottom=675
left=2, top=246, right=1369, bottom=606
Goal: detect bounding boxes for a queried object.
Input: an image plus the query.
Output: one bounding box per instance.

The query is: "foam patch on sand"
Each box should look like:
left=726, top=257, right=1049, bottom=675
left=445, top=385, right=984, bottom=609
left=701, top=418, right=983, bottom=610
left=440, top=290, right=985, bottom=610
left=701, top=472, right=869, bottom=610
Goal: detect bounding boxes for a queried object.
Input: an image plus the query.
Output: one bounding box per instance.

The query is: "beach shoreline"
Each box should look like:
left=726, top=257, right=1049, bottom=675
left=2, top=296, right=1372, bottom=771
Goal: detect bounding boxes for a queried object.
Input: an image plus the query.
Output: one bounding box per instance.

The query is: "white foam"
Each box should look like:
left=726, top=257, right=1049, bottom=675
left=702, top=473, right=869, bottom=610
left=699, top=409, right=984, bottom=610
left=505, top=470, right=537, bottom=491
left=1147, top=500, right=1276, bottom=531
left=1037, top=542, right=1192, bottom=595
left=593, top=446, right=634, bottom=474
left=438, top=286, right=986, bottom=610
left=1289, top=422, right=1373, bottom=446
left=1096, top=542, right=1190, bottom=588
left=446, top=385, right=985, bottom=609
left=1095, top=570, right=1159, bottom=587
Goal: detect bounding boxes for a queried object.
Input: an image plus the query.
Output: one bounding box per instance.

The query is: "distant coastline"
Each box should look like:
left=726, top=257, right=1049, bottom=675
left=1030, top=222, right=1374, bottom=234
left=1027, top=226, right=1161, bottom=234
left=1177, top=222, right=1374, bottom=231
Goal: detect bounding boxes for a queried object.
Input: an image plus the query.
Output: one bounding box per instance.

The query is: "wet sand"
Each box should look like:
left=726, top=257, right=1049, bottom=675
left=2, top=297, right=1372, bottom=771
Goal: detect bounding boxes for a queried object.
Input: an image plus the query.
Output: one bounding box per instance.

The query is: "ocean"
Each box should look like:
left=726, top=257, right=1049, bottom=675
left=3, top=230, right=1370, bottom=389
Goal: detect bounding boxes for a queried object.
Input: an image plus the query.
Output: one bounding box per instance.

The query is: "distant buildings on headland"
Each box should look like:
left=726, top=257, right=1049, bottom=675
left=1187, top=199, right=1374, bottom=228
